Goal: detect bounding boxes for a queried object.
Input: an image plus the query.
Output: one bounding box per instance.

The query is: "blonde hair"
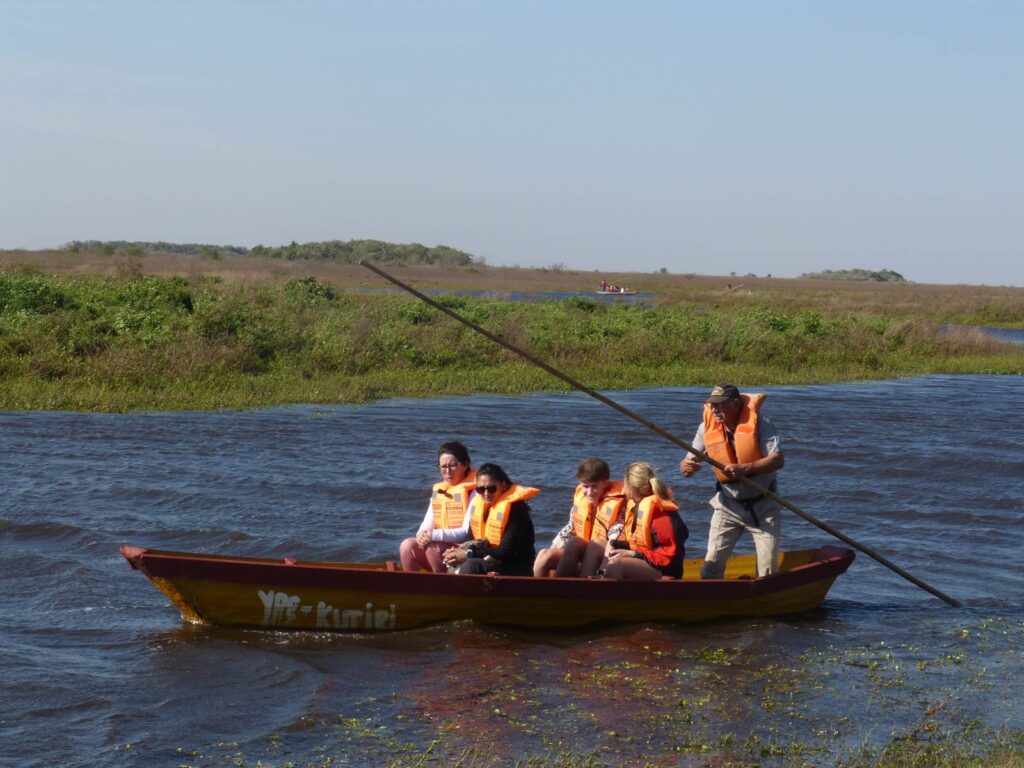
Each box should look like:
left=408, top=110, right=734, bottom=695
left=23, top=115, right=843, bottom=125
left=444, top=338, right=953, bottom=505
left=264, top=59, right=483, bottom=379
left=624, top=461, right=673, bottom=501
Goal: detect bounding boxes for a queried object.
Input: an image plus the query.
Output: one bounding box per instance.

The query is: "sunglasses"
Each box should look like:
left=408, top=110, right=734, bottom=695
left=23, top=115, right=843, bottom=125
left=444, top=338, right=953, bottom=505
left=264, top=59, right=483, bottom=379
left=476, top=484, right=500, bottom=494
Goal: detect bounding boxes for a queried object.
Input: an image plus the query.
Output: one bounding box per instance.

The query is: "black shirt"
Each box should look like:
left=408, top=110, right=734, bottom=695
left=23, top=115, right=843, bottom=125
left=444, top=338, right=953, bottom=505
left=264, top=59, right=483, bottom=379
left=478, top=500, right=536, bottom=576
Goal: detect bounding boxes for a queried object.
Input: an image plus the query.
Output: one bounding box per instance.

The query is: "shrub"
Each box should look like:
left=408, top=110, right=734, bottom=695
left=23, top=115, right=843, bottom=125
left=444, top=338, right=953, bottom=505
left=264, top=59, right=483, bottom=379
left=795, top=310, right=833, bottom=338
left=0, top=274, right=77, bottom=313
left=283, top=276, right=338, bottom=306
left=397, top=301, right=436, bottom=325
left=566, top=295, right=597, bottom=312
left=191, top=291, right=253, bottom=339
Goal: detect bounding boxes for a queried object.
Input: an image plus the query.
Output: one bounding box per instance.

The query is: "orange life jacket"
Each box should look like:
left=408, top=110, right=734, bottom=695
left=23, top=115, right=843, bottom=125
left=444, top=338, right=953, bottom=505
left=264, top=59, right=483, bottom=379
left=570, top=481, right=627, bottom=543
left=624, top=494, right=679, bottom=550
left=703, top=393, right=766, bottom=484
left=430, top=469, right=478, bottom=529
left=468, top=484, right=540, bottom=546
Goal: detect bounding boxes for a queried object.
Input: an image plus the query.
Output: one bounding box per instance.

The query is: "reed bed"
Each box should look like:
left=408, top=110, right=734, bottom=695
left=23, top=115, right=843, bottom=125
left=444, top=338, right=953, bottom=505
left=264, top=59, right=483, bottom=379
left=3, top=248, right=1023, bottom=328
left=1, top=269, right=1020, bottom=411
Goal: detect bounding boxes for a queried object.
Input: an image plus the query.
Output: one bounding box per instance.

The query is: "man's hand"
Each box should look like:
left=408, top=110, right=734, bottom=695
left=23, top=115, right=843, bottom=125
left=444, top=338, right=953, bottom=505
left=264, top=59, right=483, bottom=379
left=680, top=455, right=702, bottom=477
left=721, top=462, right=753, bottom=481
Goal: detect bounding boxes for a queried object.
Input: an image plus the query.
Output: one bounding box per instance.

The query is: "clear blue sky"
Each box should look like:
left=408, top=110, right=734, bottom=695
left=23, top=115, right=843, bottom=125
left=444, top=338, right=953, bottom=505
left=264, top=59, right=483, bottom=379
left=2, top=1, right=1022, bottom=286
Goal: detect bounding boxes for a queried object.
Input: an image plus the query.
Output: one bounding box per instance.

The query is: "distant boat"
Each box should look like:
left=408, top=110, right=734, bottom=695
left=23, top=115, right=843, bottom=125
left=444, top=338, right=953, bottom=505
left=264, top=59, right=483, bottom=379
left=596, top=288, right=637, bottom=295
left=120, top=544, right=853, bottom=632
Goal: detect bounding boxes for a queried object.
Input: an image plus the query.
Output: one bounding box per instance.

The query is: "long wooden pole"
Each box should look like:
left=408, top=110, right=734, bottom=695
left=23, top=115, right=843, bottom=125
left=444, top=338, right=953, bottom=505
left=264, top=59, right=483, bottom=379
left=360, top=261, right=961, bottom=607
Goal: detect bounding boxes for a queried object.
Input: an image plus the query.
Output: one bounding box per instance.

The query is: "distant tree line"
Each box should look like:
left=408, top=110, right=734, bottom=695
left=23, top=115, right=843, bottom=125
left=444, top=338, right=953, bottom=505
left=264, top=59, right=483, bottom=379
left=249, top=239, right=474, bottom=266
left=800, top=268, right=907, bottom=283
left=64, top=241, right=250, bottom=258
left=62, top=239, right=475, bottom=266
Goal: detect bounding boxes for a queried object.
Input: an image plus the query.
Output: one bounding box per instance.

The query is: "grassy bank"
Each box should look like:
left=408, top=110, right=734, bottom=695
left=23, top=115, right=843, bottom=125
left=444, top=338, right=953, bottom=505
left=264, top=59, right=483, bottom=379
left=1, top=271, right=1021, bottom=411
left=4, top=247, right=1024, bottom=328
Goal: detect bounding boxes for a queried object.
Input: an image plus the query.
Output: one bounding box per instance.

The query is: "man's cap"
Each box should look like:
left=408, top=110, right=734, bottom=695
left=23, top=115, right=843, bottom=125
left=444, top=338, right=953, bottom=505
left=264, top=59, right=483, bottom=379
left=706, top=383, right=740, bottom=404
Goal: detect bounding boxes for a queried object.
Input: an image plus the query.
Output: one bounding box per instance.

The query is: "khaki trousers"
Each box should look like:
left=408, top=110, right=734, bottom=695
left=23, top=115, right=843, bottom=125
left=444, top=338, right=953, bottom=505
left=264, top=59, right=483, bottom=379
left=700, top=491, right=780, bottom=578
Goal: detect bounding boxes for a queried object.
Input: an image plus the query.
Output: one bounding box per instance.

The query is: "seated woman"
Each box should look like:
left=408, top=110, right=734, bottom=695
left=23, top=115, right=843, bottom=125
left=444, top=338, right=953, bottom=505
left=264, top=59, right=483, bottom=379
left=442, top=463, right=538, bottom=576
left=398, top=441, right=477, bottom=573
left=604, top=461, right=688, bottom=581
left=533, top=457, right=627, bottom=578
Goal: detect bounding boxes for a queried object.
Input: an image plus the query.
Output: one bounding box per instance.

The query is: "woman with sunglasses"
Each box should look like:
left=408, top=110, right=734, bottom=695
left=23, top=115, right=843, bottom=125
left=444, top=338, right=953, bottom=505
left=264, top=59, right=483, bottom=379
left=603, top=461, right=688, bottom=581
left=399, top=441, right=477, bottom=573
left=442, top=463, right=538, bottom=576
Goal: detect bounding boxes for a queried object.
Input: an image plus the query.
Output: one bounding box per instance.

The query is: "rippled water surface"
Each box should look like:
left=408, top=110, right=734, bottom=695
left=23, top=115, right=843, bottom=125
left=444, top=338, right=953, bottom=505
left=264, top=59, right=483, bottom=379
left=2, top=375, right=1022, bottom=767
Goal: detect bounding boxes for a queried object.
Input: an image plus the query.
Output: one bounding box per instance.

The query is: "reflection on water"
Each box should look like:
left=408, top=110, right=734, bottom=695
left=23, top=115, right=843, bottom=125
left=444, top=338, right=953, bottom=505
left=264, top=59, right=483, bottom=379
left=1, top=375, right=1022, bottom=766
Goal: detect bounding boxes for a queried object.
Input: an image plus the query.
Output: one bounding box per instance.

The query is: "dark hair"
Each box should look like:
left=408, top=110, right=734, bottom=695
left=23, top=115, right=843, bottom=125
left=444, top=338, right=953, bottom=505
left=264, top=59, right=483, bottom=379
left=576, top=457, right=610, bottom=483
left=475, top=462, right=512, bottom=486
left=437, top=441, right=470, bottom=465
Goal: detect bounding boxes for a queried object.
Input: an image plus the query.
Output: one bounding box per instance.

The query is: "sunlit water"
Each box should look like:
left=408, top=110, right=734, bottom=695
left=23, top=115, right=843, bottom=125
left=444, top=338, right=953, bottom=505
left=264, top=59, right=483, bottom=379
left=1, top=375, right=1022, bottom=767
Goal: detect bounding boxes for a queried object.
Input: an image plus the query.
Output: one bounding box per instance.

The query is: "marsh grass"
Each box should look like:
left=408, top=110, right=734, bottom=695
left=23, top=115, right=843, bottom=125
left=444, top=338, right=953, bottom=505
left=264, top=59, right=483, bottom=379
left=1, top=270, right=1021, bottom=411
left=3, top=248, right=1023, bottom=327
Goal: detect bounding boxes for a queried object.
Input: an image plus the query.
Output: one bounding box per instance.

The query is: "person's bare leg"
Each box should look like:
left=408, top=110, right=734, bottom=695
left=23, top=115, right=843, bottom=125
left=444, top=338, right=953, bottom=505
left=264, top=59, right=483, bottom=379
left=578, top=540, right=607, bottom=577
left=533, top=547, right=563, bottom=577
left=555, top=537, right=587, bottom=577
left=604, top=556, right=662, bottom=581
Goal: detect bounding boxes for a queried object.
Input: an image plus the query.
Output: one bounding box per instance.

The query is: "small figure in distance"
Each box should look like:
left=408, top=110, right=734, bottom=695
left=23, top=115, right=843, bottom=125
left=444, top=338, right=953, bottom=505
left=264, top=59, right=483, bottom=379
left=533, top=457, right=628, bottom=578
left=442, top=463, right=538, bottom=576
left=398, top=441, right=476, bottom=573
left=603, top=462, right=688, bottom=581
left=680, top=383, right=785, bottom=579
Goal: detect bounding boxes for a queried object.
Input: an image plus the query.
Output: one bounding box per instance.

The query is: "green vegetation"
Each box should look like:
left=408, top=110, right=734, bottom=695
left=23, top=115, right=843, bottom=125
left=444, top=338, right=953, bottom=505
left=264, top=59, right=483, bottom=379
left=61, top=238, right=476, bottom=266
left=64, top=240, right=250, bottom=258
left=250, top=239, right=474, bottom=265
left=0, top=271, right=1020, bottom=411
left=800, top=268, right=908, bottom=282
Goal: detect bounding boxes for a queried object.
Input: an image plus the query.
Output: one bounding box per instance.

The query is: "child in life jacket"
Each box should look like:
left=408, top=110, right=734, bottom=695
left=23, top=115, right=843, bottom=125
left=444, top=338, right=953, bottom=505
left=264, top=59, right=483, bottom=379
left=533, top=457, right=627, bottom=578
left=604, top=461, right=688, bottom=580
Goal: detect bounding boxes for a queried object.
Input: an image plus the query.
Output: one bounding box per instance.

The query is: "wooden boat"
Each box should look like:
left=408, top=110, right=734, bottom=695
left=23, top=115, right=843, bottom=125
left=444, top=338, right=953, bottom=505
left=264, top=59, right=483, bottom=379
left=121, top=544, right=853, bottom=632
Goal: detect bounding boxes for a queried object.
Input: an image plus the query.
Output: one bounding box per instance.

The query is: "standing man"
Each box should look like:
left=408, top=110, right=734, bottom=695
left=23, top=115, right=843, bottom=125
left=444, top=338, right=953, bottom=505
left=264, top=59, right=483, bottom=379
left=680, top=383, right=785, bottom=578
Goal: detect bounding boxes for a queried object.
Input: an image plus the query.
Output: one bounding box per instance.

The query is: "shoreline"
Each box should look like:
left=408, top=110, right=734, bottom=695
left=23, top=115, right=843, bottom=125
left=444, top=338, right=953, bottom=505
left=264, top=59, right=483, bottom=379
left=2, top=345, right=1020, bottom=414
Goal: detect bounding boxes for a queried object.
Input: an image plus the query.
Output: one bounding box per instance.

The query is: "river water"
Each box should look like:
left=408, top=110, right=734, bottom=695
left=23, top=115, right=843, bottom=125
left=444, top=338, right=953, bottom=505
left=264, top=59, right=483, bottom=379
left=2, top=375, right=1022, bottom=767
